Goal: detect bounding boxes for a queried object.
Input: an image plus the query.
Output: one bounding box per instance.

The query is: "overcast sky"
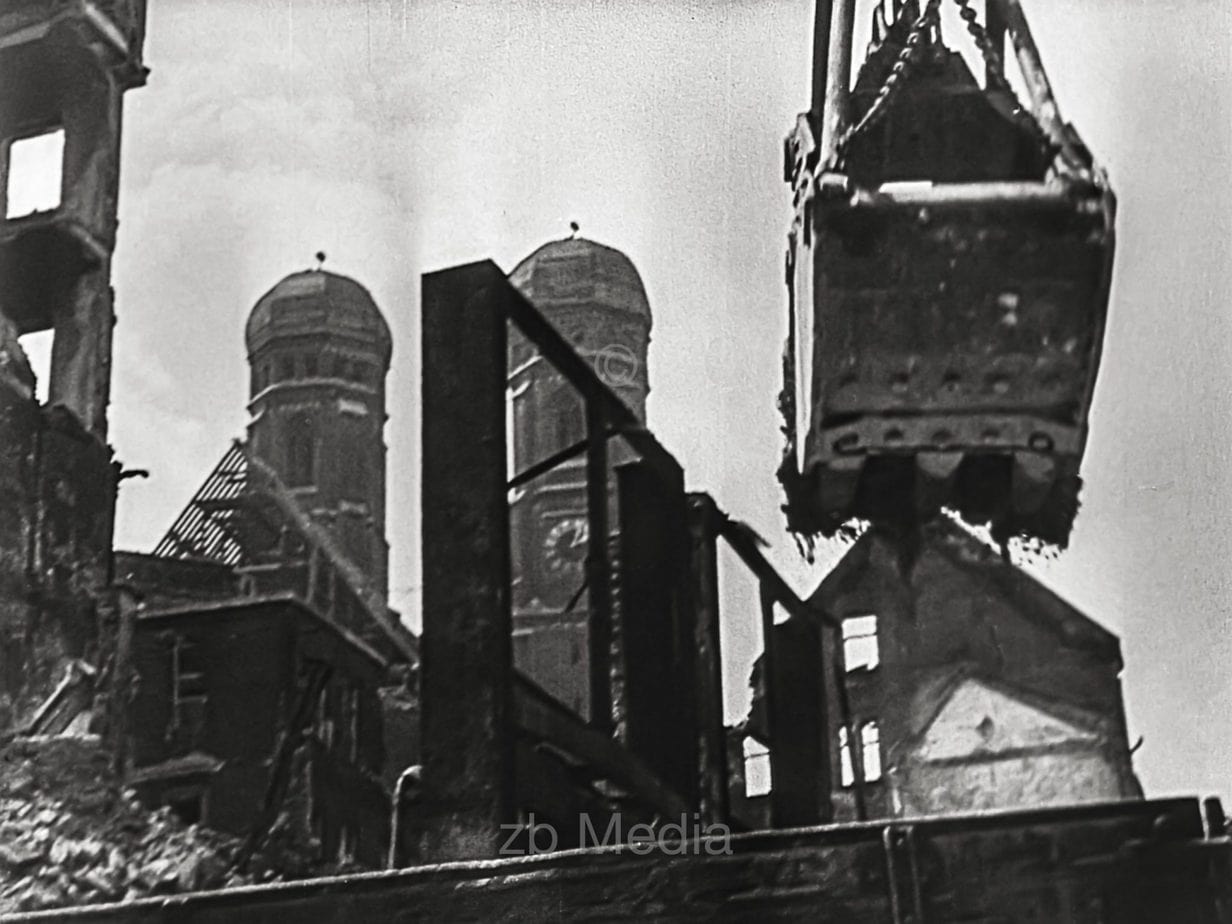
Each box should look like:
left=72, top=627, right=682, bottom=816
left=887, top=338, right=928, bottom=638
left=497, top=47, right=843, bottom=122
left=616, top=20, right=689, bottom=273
left=89, top=0, right=1231, bottom=799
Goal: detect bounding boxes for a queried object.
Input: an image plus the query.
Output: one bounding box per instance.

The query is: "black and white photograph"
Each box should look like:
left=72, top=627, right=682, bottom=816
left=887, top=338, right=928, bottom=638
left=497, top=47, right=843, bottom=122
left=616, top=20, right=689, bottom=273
left=0, top=0, right=1229, bottom=919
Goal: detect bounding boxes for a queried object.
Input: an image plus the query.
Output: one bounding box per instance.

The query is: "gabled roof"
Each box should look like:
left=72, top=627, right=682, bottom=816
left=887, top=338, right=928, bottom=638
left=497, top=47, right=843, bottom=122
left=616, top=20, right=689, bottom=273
left=809, top=518, right=1120, bottom=663
left=149, top=440, right=419, bottom=665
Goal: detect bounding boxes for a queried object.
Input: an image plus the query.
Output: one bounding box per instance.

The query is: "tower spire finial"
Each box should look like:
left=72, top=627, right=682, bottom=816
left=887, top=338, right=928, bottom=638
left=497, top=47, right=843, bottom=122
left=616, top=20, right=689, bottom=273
left=314, top=250, right=326, bottom=271
left=569, top=221, right=580, bottom=239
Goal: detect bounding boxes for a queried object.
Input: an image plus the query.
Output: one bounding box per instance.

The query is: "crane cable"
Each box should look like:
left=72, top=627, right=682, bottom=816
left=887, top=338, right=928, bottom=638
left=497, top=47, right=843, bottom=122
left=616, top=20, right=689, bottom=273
left=835, top=0, right=942, bottom=160
left=834, top=0, right=1056, bottom=165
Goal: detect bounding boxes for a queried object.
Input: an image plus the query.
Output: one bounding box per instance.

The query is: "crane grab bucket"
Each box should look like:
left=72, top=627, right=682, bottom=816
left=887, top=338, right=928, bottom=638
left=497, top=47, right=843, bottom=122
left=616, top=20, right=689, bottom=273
left=779, top=0, right=1115, bottom=549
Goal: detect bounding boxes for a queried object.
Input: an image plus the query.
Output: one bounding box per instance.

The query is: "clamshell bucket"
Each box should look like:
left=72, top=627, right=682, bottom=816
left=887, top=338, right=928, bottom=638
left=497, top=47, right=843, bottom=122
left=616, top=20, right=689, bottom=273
left=779, top=0, right=1115, bottom=548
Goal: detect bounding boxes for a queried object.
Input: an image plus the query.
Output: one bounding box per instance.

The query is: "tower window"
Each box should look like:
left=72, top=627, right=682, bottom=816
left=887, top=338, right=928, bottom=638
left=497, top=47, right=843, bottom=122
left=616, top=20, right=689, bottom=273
left=554, top=405, right=584, bottom=450
left=6, top=129, right=65, bottom=219
left=278, top=355, right=295, bottom=382
left=344, top=452, right=369, bottom=501
left=304, top=354, right=318, bottom=377
left=506, top=382, right=529, bottom=492
left=842, top=615, right=879, bottom=672
left=287, top=417, right=316, bottom=487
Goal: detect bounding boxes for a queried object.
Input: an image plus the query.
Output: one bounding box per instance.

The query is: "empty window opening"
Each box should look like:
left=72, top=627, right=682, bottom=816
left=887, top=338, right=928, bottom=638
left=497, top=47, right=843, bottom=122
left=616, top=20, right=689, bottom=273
left=743, top=736, right=772, bottom=798
left=842, top=614, right=879, bottom=672
left=17, top=330, right=52, bottom=403
left=167, top=792, right=204, bottom=826
left=861, top=721, right=882, bottom=783
left=315, top=685, right=336, bottom=750
left=173, top=636, right=207, bottom=700
left=344, top=685, right=360, bottom=763
left=838, top=726, right=854, bottom=787
left=838, top=722, right=882, bottom=787
left=338, top=824, right=358, bottom=864
left=6, top=129, right=65, bottom=219
left=172, top=635, right=207, bottom=730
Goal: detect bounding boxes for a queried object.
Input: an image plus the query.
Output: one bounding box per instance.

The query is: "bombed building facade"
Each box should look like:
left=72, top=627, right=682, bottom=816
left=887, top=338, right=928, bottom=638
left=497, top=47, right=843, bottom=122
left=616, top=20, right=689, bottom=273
left=0, top=0, right=146, bottom=737
left=1, top=0, right=1230, bottom=920
left=816, top=521, right=1140, bottom=819
left=109, top=267, right=416, bottom=869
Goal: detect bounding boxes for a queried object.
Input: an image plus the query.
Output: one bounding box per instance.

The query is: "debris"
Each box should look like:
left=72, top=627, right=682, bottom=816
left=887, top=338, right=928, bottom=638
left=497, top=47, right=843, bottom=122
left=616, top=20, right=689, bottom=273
left=0, top=735, right=249, bottom=915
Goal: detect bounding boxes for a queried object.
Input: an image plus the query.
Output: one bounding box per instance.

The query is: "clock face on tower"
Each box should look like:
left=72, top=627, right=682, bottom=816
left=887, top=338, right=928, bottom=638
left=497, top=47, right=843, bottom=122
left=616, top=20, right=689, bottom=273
left=542, top=515, right=588, bottom=579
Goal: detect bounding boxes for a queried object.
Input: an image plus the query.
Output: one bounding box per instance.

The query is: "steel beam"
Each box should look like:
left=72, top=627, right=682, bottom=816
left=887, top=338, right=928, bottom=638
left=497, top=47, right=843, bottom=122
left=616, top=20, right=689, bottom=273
left=818, top=0, right=857, bottom=168
left=686, top=494, right=729, bottom=825
left=585, top=399, right=613, bottom=733
left=419, top=262, right=515, bottom=861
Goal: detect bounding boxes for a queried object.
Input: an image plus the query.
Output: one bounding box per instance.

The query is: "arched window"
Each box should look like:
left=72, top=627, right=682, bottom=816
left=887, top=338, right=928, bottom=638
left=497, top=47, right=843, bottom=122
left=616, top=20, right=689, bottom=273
left=343, top=450, right=369, bottom=501
left=287, top=417, right=316, bottom=487
left=553, top=391, right=584, bottom=450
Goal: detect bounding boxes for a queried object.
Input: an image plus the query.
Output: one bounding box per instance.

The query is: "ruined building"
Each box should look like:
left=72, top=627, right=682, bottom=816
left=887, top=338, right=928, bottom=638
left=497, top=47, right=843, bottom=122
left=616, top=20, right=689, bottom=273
left=739, top=519, right=1141, bottom=824
left=108, top=268, right=415, bottom=867
left=506, top=236, right=652, bottom=717
left=0, top=0, right=146, bottom=733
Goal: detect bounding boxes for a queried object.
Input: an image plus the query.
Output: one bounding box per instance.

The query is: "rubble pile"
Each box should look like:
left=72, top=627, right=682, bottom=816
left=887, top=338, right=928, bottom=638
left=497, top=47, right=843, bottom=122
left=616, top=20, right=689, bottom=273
left=0, top=735, right=250, bottom=914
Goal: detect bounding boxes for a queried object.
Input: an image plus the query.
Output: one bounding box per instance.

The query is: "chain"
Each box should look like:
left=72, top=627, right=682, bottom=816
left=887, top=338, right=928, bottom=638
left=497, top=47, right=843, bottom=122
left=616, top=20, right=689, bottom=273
left=953, top=0, right=1012, bottom=93
left=952, top=0, right=1056, bottom=147
left=836, top=0, right=941, bottom=160
left=837, top=0, right=1056, bottom=162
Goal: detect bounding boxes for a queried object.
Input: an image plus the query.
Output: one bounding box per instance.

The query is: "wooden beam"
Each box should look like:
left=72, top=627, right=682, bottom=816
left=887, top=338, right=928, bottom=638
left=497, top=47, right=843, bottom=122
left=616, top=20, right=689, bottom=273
left=513, top=677, right=690, bottom=820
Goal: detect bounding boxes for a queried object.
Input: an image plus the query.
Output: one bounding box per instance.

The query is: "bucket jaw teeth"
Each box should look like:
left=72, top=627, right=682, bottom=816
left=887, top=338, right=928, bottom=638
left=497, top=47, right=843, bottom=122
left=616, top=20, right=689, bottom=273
left=915, top=451, right=964, bottom=517
left=820, top=456, right=864, bottom=516
left=1011, top=451, right=1057, bottom=516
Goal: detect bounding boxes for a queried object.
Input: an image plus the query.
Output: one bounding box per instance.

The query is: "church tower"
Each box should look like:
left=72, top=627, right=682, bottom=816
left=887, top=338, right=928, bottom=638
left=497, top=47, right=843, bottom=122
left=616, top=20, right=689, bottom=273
left=244, top=268, right=391, bottom=602
left=507, top=235, right=652, bottom=715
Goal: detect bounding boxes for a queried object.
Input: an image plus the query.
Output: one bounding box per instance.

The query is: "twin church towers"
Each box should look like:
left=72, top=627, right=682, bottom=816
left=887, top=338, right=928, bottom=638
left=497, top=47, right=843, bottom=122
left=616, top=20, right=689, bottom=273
left=244, top=237, right=653, bottom=711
